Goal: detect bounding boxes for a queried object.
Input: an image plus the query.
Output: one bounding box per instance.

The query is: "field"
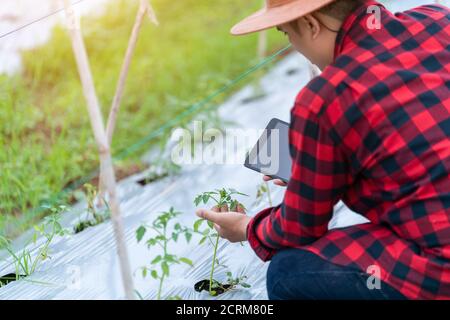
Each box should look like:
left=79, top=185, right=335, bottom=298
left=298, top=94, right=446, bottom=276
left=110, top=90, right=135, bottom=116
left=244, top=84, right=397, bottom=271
left=0, top=0, right=286, bottom=238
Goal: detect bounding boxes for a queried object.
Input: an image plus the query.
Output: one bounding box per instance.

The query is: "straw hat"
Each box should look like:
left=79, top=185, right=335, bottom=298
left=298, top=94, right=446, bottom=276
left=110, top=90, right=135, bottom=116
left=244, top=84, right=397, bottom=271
left=231, top=0, right=337, bottom=35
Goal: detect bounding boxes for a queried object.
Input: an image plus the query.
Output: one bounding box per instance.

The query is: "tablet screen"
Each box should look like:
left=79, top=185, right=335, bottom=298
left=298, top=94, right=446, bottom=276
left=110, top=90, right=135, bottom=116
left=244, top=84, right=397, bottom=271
left=244, top=119, right=292, bottom=183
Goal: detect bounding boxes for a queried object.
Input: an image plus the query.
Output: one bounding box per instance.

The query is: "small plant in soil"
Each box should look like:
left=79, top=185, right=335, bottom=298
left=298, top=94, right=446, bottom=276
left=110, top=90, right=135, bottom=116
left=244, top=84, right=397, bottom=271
left=136, top=207, right=193, bottom=300
left=0, top=205, right=69, bottom=286
left=73, top=183, right=110, bottom=234
left=193, top=188, right=249, bottom=296
left=253, top=181, right=273, bottom=207
left=194, top=271, right=251, bottom=296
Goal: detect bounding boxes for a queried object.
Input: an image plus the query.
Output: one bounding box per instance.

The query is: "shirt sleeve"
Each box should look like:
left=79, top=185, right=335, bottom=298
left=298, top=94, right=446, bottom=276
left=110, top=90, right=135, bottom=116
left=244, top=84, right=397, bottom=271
left=247, top=102, right=350, bottom=261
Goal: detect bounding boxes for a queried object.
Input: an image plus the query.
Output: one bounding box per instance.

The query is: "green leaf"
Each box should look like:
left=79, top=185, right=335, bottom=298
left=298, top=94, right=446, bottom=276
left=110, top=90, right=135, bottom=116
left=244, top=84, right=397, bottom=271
left=179, top=257, right=193, bottom=267
left=161, top=262, right=169, bottom=276
left=193, top=219, right=204, bottom=232
left=142, top=268, right=147, bottom=278
left=202, top=194, right=210, bottom=204
left=165, top=254, right=176, bottom=263
left=199, top=236, right=207, bottom=245
left=230, top=200, right=238, bottom=211
left=194, top=195, right=202, bottom=206
left=241, top=283, right=251, bottom=288
left=151, top=255, right=162, bottom=265
left=207, top=220, right=214, bottom=229
left=185, top=232, right=192, bottom=243
left=151, top=270, right=158, bottom=279
left=202, top=228, right=210, bottom=236
left=136, top=226, right=146, bottom=242
left=172, top=232, right=179, bottom=242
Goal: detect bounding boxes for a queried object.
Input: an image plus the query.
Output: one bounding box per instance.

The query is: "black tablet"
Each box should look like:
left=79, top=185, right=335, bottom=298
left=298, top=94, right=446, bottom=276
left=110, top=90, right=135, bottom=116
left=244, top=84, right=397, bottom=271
left=244, top=118, right=292, bottom=183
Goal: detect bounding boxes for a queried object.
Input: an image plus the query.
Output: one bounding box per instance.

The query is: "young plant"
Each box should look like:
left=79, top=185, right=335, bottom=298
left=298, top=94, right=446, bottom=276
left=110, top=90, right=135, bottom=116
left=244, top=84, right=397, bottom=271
left=193, top=188, right=248, bottom=296
left=253, top=181, right=273, bottom=207
left=0, top=205, right=69, bottom=286
left=136, top=207, right=193, bottom=300
left=74, top=183, right=110, bottom=233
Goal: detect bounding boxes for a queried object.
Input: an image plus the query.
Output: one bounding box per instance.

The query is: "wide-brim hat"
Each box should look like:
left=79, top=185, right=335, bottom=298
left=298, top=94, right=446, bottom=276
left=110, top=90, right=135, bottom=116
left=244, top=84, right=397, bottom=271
left=231, top=0, right=337, bottom=35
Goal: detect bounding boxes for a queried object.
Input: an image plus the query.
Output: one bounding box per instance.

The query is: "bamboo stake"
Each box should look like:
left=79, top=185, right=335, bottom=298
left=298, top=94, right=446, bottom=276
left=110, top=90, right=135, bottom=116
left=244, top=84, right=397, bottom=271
left=98, top=0, right=158, bottom=198
left=106, top=0, right=158, bottom=145
left=63, top=0, right=135, bottom=300
left=257, top=1, right=267, bottom=59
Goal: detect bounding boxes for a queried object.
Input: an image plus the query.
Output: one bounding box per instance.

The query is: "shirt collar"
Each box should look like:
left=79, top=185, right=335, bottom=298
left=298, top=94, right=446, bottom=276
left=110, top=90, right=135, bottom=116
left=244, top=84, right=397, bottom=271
left=334, top=1, right=385, bottom=60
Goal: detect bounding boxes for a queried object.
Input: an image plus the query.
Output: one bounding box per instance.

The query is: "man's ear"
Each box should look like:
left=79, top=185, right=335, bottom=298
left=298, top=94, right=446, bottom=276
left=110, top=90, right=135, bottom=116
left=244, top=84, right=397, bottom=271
left=303, top=14, right=321, bottom=39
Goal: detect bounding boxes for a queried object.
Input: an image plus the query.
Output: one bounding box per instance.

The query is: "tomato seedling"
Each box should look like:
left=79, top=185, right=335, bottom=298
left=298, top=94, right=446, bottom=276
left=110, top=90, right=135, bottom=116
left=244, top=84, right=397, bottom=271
left=0, top=205, right=69, bottom=286
left=136, top=207, right=193, bottom=300
left=193, top=188, right=248, bottom=296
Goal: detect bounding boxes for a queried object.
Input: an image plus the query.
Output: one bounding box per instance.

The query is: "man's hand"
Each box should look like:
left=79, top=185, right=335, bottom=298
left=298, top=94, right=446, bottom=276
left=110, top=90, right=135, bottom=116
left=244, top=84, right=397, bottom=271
left=263, top=175, right=287, bottom=187
left=195, top=204, right=251, bottom=243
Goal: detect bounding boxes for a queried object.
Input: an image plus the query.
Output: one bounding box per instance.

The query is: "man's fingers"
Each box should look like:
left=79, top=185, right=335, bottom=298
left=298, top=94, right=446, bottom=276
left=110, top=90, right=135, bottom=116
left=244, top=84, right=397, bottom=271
left=236, top=203, right=245, bottom=214
left=211, top=205, right=220, bottom=212
left=196, top=209, right=225, bottom=225
left=263, top=175, right=287, bottom=187
left=274, top=179, right=288, bottom=187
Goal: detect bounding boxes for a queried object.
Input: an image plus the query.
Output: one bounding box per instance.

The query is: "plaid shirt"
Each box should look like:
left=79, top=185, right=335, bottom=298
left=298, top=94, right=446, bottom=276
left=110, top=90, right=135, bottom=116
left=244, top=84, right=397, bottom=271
left=247, top=1, right=450, bottom=299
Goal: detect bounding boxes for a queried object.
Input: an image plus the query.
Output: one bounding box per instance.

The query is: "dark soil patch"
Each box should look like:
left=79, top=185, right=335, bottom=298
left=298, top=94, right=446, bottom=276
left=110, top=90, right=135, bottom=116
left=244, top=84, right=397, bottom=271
left=0, top=273, right=25, bottom=287
left=137, top=172, right=169, bottom=186
left=194, top=279, right=233, bottom=296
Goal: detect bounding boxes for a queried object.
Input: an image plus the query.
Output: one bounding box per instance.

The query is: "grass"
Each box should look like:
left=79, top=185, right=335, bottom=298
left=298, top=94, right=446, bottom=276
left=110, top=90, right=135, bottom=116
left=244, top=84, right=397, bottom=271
left=0, top=0, right=286, bottom=239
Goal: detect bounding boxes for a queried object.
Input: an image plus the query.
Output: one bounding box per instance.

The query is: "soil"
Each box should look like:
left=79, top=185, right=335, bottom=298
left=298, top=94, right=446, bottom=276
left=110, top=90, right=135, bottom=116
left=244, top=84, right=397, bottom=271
left=194, top=279, right=232, bottom=296
left=137, top=171, right=169, bottom=186
left=0, top=273, right=25, bottom=287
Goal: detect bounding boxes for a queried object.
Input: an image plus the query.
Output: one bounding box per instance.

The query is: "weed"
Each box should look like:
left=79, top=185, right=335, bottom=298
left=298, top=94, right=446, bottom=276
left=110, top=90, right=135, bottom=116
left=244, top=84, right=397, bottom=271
left=136, top=207, right=193, bottom=300
left=73, top=184, right=110, bottom=233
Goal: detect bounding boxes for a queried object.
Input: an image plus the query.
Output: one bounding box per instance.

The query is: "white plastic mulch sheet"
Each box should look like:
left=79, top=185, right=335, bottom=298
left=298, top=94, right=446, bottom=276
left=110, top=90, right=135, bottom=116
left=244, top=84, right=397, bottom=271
left=0, top=0, right=446, bottom=300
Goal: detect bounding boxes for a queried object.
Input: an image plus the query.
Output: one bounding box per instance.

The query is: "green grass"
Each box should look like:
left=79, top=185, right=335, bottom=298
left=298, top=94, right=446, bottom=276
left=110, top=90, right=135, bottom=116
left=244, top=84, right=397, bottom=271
left=0, top=0, right=286, bottom=238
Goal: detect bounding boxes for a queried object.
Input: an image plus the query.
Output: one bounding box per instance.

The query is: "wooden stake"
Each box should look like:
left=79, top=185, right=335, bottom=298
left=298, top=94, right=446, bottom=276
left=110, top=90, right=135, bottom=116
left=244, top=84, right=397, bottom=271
left=63, top=0, right=135, bottom=300
left=106, top=0, right=158, bottom=145
left=98, top=0, right=158, bottom=198
left=257, top=1, right=267, bottom=59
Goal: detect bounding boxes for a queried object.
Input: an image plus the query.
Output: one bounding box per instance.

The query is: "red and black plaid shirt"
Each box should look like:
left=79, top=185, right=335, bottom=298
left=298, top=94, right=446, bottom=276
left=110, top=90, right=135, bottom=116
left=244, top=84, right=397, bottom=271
left=247, top=1, right=450, bottom=299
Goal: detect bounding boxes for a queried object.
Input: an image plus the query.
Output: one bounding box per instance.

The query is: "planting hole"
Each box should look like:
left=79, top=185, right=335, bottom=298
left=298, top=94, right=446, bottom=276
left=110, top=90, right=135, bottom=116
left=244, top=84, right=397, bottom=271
left=241, top=92, right=267, bottom=105
left=137, top=172, right=169, bottom=186
left=285, top=67, right=300, bottom=76
left=0, top=273, right=25, bottom=287
left=194, top=279, right=232, bottom=296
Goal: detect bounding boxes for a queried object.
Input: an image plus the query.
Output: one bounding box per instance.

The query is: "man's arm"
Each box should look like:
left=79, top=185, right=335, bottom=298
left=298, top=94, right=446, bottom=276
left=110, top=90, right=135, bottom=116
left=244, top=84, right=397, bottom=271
left=246, top=103, right=350, bottom=261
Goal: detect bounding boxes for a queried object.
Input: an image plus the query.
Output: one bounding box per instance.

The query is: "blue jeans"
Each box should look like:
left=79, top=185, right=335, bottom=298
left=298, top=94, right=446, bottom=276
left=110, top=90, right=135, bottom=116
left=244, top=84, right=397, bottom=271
left=267, top=249, right=406, bottom=300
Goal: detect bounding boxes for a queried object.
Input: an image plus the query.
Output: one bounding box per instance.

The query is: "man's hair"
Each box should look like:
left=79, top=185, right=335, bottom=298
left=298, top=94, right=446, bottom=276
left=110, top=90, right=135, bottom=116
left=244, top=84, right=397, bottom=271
left=318, top=0, right=366, bottom=21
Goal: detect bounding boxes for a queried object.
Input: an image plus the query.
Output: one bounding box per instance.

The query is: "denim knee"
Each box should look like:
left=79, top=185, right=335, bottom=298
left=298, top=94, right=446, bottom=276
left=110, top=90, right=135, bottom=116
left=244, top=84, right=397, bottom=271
left=266, top=249, right=313, bottom=300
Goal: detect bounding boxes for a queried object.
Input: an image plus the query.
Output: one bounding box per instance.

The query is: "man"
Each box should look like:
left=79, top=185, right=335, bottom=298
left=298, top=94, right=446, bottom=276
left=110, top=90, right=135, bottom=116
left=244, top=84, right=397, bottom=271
left=196, top=0, right=450, bottom=299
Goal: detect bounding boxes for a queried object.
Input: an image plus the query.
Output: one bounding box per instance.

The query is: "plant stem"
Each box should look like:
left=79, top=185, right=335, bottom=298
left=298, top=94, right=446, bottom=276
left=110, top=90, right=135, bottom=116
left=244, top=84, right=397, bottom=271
left=265, top=181, right=273, bottom=207
left=209, top=234, right=220, bottom=295
left=157, top=274, right=165, bottom=300
left=156, top=224, right=168, bottom=300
